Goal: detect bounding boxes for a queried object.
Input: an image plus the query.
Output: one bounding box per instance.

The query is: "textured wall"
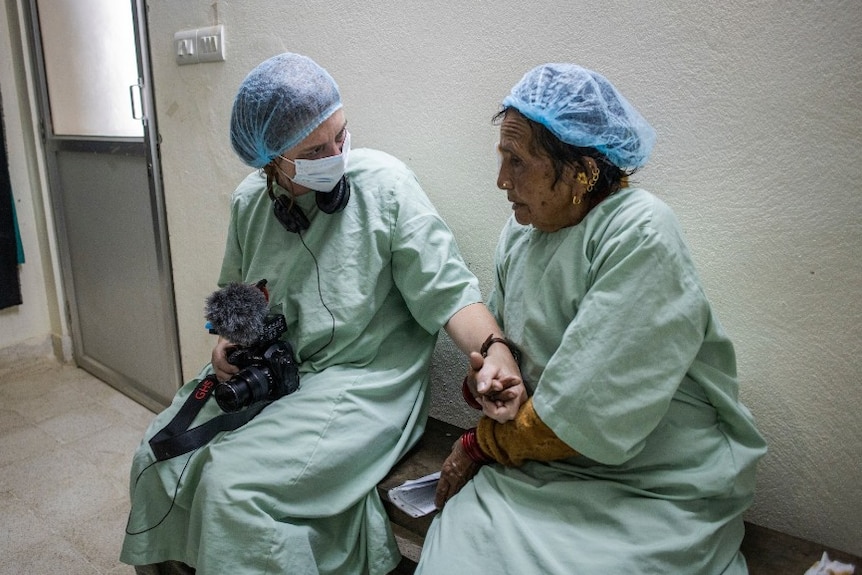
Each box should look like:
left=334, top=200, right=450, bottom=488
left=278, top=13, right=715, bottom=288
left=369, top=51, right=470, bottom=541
left=142, top=0, right=861, bottom=554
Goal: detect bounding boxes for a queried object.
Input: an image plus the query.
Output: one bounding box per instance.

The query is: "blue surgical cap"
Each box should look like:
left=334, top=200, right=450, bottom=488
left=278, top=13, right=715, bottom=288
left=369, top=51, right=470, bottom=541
left=230, top=53, right=343, bottom=168
left=502, top=63, right=656, bottom=169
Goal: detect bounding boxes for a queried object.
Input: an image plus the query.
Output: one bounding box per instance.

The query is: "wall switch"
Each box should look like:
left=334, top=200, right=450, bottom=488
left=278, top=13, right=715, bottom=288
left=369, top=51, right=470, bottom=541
left=174, top=25, right=225, bottom=66
left=174, top=29, right=198, bottom=65
left=197, top=25, right=225, bottom=63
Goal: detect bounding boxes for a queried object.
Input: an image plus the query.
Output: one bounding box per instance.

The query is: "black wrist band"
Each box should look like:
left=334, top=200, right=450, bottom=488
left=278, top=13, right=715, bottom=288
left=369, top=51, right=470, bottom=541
left=480, top=334, right=521, bottom=365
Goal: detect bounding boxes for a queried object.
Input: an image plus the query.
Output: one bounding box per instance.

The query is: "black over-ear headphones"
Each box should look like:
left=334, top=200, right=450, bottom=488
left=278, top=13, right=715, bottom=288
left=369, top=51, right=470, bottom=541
left=265, top=168, right=350, bottom=234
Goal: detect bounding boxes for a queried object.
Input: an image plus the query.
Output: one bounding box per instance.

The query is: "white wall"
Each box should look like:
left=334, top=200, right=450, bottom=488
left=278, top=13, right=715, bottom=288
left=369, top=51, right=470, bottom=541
left=3, top=0, right=860, bottom=556
left=0, top=0, right=67, bottom=359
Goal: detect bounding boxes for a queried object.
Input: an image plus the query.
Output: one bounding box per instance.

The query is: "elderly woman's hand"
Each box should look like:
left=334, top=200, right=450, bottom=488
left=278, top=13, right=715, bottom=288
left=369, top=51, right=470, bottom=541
left=435, top=436, right=483, bottom=509
left=467, top=351, right=528, bottom=423
left=211, top=336, right=240, bottom=382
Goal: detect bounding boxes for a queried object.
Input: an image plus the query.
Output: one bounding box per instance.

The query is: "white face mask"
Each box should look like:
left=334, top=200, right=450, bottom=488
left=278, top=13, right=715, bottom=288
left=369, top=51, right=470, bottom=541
left=282, top=131, right=351, bottom=192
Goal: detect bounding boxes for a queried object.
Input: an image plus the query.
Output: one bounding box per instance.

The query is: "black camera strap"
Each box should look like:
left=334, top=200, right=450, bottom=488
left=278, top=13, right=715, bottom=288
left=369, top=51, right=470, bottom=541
left=149, top=375, right=270, bottom=461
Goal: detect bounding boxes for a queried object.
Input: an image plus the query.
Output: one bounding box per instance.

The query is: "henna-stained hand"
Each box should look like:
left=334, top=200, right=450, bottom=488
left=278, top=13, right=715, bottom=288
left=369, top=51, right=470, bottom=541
left=435, top=437, right=483, bottom=509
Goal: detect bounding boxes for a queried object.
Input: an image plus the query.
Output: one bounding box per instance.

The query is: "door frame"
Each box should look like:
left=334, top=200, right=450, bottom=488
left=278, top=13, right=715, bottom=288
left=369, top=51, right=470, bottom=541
left=24, top=0, right=182, bottom=410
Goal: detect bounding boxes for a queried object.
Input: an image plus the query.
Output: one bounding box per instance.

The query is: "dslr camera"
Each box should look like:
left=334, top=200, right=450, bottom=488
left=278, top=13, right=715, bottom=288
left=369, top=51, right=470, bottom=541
left=215, top=313, right=300, bottom=412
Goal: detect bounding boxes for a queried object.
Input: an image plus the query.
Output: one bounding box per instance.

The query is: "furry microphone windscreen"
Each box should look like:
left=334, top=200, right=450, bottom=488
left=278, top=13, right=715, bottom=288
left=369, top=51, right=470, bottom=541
left=204, top=282, right=269, bottom=347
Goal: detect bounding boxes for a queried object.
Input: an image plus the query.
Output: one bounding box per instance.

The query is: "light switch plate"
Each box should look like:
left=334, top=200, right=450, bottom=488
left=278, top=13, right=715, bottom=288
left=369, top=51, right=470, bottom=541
left=197, top=25, right=225, bottom=63
left=174, top=25, right=225, bottom=65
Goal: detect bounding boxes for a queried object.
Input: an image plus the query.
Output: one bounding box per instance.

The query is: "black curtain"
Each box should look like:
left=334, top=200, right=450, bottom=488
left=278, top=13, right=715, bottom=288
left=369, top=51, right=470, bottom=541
left=0, top=91, right=23, bottom=309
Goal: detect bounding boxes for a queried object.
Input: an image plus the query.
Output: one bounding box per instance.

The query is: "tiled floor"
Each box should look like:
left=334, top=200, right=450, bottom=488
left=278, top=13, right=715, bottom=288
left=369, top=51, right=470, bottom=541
left=0, top=350, right=423, bottom=575
left=0, top=352, right=155, bottom=574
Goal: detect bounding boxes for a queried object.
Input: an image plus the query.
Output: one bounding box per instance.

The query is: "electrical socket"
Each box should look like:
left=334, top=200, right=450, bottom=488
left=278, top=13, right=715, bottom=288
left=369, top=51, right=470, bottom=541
left=174, top=25, right=225, bottom=66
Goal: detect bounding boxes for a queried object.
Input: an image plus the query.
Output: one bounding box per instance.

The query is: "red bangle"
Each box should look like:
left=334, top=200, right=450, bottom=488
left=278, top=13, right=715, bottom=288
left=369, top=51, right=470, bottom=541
left=461, top=427, right=492, bottom=464
left=461, top=376, right=482, bottom=410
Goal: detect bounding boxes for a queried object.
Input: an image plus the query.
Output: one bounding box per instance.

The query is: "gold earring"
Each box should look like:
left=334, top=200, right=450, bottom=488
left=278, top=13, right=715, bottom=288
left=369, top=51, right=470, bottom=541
left=572, top=195, right=582, bottom=205
left=585, top=168, right=599, bottom=194
left=576, top=172, right=588, bottom=186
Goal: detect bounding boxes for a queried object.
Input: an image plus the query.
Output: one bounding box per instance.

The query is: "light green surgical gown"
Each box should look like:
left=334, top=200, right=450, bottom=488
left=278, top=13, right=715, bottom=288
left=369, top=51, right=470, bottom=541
left=416, top=188, right=767, bottom=574
left=121, top=149, right=481, bottom=574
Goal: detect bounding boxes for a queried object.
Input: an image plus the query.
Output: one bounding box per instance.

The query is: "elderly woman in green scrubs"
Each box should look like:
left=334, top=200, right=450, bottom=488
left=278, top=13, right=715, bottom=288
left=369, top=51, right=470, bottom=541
left=417, top=64, right=767, bottom=574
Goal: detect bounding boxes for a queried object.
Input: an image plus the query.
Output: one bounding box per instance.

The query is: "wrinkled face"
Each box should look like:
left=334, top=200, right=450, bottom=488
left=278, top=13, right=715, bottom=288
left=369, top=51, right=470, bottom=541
left=496, top=110, right=588, bottom=232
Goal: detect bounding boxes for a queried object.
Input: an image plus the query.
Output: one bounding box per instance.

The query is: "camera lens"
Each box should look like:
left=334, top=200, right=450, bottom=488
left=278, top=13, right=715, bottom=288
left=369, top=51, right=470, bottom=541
left=214, top=367, right=271, bottom=412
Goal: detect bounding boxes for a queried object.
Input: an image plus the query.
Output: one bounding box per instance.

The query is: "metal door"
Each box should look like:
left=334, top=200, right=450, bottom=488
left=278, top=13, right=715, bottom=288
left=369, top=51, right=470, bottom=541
left=27, top=0, right=181, bottom=410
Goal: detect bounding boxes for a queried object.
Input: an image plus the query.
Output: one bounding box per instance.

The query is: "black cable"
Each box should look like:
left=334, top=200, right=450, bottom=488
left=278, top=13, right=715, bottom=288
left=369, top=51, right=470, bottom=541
left=297, top=231, right=336, bottom=361
left=124, top=451, right=195, bottom=535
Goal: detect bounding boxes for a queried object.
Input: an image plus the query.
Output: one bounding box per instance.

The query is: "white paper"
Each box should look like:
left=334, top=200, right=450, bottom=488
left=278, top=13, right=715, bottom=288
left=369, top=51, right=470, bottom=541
left=804, top=552, right=856, bottom=575
left=386, top=471, right=441, bottom=518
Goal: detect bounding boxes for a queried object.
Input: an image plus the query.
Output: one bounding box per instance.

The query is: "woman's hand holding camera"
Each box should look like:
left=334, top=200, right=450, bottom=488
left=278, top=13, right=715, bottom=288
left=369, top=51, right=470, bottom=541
left=211, top=336, right=240, bottom=382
